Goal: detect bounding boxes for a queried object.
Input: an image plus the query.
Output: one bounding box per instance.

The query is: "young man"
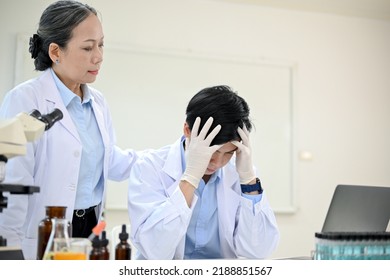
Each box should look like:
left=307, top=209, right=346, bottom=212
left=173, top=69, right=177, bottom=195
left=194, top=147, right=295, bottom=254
left=128, top=85, right=279, bottom=259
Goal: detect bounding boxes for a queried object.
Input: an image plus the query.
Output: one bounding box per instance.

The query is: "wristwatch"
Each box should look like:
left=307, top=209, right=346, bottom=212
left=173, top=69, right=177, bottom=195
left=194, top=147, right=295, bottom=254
left=241, top=177, right=263, bottom=194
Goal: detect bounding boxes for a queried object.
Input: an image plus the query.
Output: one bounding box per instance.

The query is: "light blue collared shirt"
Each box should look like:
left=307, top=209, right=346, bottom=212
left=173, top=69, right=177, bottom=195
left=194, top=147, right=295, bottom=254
left=180, top=137, right=262, bottom=259
left=51, top=69, right=104, bottom=209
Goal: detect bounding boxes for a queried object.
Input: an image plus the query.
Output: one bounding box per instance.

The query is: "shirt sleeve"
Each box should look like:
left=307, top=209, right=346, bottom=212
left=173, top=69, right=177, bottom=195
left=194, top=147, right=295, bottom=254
left=242, top=193, right=263, bottom=205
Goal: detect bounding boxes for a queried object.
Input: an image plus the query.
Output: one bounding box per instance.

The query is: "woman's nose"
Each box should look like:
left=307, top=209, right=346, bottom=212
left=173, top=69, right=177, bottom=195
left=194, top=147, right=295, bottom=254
left=93, top=49, right=103, bottom=65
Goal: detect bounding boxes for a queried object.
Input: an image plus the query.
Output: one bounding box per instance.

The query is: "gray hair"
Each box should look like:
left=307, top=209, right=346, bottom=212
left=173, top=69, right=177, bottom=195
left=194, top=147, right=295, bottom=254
left=29, top=0, right=98, bottom=71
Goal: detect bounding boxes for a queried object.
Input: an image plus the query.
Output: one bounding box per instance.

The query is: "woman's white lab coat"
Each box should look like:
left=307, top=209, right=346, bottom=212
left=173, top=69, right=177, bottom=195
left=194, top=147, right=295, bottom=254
left=128, top=137, right=280, bottom=259
left=0, top=69, right=140, bottom=259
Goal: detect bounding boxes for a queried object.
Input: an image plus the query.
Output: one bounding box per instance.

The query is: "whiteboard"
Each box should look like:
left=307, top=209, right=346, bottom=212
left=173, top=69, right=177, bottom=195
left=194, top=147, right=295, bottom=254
left=15, top=36, right=296, bottom=213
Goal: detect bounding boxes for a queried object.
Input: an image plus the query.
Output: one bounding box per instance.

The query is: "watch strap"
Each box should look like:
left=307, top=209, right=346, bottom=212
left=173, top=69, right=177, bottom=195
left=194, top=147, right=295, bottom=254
left=241, top=177, right=263, bottom=194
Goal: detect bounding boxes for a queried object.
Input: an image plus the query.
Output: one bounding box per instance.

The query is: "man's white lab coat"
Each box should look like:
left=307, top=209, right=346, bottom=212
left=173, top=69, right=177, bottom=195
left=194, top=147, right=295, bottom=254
left=128, top=137, right=280, bottom=259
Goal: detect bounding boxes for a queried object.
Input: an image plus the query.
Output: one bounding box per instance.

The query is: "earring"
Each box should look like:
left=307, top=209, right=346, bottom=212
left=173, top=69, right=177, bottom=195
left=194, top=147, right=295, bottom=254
left=55, top=59, right=59, bottom=65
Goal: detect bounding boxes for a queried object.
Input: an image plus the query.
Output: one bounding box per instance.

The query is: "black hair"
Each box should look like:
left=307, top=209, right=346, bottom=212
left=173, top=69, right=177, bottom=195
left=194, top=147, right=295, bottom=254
left=29, top=0, right=97, bottom=71
left=185, top=85, right=253, bottom=145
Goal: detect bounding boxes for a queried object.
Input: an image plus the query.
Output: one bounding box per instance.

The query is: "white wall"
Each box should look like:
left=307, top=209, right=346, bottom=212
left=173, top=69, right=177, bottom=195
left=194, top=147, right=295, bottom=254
left=1, top=0, right=390, bottom=259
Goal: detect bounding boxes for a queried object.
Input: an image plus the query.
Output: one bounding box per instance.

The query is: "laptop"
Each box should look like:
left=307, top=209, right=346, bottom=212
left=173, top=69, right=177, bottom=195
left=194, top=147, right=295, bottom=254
left=321, top=184, right=390, bottom=232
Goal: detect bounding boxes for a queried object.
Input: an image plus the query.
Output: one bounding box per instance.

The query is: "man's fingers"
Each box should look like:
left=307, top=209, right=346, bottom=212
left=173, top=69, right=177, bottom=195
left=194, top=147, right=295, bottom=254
left=237, top=126, right=249, bottom=146
left=197, top=117, right=214, bottom=139
left=231, top=140, right=243, bottom=152
left=205, top=124, right=221, bottom=145
left=191, top=117, right=201, bottom=138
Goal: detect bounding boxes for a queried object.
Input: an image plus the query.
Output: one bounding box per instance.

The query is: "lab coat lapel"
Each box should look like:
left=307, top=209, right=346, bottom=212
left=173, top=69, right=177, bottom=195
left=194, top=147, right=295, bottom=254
left=38, top=70, right=80, bottom=143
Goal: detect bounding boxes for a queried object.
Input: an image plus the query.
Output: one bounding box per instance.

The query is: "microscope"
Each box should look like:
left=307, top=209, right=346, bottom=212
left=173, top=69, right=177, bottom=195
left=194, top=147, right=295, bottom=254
left=0, top=108, right=63, bottom=259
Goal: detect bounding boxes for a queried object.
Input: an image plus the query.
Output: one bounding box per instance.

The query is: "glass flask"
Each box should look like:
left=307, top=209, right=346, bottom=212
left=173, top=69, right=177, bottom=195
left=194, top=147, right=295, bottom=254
left=53, top=238, right=89, bottom=260
left=37, top=206, right=67, bottom=260
left=43, top=218, right=71, bottom=260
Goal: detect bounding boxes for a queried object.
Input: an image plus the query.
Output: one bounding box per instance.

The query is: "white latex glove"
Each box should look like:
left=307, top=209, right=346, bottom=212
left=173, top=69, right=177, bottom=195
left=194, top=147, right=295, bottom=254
left=231, top=125, right=256, bottom=184
left=181, top=117, right=222, bottom=188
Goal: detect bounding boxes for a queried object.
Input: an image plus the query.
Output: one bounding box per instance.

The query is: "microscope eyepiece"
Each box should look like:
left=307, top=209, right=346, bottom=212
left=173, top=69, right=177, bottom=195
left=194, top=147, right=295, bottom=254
left=29, top=108, right=63, bottom=130
left=41, top=108, right=63, bottom=130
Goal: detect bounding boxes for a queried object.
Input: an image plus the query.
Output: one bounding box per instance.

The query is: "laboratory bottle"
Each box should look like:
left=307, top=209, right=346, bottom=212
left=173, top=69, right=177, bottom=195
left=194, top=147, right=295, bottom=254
left=100, top=231, right=110, bottom=260
left=43, top=217, right=71, bottom=260
left=115, top=224, right=131, bottom=260
left=89, top=236, right=102, bottom=260
left=37, top=206, right=67, bottom=260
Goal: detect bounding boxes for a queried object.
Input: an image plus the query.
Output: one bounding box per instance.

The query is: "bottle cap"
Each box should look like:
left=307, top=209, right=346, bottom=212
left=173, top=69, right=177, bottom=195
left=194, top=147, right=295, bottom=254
left=101, top=230, right=109, bottom=247
left=119, top=224, right=128, bottom=241
left=91, top=236, right=101, bottom=248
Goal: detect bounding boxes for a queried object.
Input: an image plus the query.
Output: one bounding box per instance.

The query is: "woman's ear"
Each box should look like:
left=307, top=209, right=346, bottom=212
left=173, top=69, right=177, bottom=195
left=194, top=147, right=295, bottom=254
left=183, top=122, right=191, bottom=138
left=48, top=42, right=61, bottom=64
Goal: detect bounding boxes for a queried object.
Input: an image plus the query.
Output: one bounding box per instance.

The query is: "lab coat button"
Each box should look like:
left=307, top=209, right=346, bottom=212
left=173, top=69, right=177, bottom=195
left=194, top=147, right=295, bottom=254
left=69, top=184, right=76, bottom=190
left=74, top=151, right=80, bottom=157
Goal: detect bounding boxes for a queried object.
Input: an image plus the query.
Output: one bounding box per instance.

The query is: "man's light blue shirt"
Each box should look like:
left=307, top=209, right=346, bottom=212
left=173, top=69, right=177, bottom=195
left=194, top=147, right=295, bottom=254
left=51, top=69, right=104, bottom=209
left=180, top=137, right=262, bottom=259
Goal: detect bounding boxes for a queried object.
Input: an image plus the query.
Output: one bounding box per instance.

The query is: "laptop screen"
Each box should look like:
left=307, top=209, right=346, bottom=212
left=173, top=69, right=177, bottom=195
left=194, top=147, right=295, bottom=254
left=321, top=184, right=390, bottom=232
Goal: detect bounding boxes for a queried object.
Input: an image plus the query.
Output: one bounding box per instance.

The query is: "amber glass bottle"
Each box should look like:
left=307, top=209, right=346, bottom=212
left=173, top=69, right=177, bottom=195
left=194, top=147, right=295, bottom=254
left=115, top=224, right=131, bottom=260
left=89, top=236, right=102, bottom=260
left=100, top=231, right=109, bottom=260
left=36, top=206, right=67, bottom=260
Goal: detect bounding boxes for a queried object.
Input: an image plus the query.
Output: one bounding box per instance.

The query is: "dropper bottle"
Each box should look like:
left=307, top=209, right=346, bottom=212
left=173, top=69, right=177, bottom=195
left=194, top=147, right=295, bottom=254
left=115, top=224, right=131, bottom=260
left=89, top=236, right=102, bottom=260
left=88, top=221, right=106, bottom=260
left=100, top=231, right=109, bottom=260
